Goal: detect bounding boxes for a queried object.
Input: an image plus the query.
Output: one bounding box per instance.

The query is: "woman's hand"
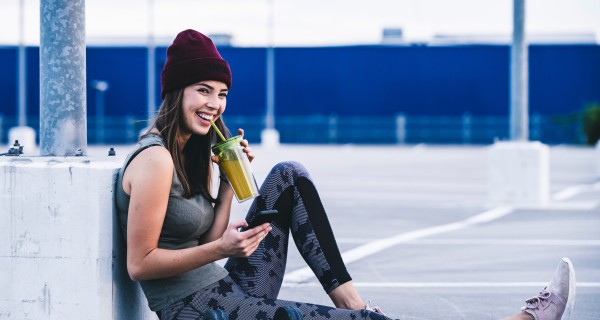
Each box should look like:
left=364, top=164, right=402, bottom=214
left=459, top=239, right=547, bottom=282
left=218, top=219, right=271, bottom=257
left=238, top=128, right=255, bottom=162
left=210, top=128, right=255, bottom=164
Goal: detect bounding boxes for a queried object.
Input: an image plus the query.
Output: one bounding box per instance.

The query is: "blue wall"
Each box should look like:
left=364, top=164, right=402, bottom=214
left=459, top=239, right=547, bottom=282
left=0, top=44, right=598, bottom=119
left=0, top=47, right=18, bottom=116
left=273, top=45, right=511, bottom=116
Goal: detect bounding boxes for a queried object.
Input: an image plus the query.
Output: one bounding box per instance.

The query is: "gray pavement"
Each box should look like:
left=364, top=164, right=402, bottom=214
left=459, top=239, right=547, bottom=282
left=96, top=143, right=600, bottom=319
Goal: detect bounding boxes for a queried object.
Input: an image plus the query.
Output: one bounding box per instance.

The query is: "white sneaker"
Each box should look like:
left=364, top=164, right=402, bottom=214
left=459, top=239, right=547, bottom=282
left=521, top=257, right=576, bottom=320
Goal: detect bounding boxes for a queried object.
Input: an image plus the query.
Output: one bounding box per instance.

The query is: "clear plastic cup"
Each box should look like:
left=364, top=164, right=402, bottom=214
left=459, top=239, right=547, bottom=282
left=212, top=135, right=260, bottom=202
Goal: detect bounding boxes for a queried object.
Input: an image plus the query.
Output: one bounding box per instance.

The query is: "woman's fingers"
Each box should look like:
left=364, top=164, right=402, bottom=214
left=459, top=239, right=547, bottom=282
left=236, top=129, right=254, bottom=161
left=220, top=220, right=271, bottom=257
left=245, top=149, right=255, bottom=162
left=241, top=230, right=270, bottom=256
left=241, top=223, right=271, bottom=239
left=236, top=224, right=271, bottom=256
left=230, top=219, right=248, bottom=230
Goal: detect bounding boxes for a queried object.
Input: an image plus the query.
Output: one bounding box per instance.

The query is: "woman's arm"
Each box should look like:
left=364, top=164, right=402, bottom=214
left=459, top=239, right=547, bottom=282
left=123, top=146, right=269, bottom=281
left=201, top=129, right=256, bottom=243
left=200, top=178, right=234, bottom=244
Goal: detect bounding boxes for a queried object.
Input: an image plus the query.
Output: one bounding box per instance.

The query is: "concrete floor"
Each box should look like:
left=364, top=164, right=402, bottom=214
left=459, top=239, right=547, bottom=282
left=83, top=143, right=600, bottom=319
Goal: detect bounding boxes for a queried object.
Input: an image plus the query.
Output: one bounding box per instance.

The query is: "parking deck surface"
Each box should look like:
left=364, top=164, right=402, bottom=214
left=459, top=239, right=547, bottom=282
left=94, top=143, right=599, bottom=319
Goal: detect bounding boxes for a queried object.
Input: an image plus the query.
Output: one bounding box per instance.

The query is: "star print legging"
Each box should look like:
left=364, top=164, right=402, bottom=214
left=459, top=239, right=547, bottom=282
left=157, top=161, right=391, bottom=320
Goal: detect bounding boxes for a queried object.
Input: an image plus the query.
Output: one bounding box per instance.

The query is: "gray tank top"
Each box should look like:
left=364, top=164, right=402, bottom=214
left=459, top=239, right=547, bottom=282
left=115, top=133, right=228, bottom=311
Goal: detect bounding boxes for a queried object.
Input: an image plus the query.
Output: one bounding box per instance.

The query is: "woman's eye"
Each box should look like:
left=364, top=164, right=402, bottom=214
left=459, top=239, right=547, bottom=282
left=197, top=88, right=209, bottom=94
left=219, top=93, right=228, bottom=98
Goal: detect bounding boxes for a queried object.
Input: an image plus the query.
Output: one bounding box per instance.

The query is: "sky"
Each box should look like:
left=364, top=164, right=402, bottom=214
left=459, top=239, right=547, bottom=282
left=0, top=0, right=599, bottom=46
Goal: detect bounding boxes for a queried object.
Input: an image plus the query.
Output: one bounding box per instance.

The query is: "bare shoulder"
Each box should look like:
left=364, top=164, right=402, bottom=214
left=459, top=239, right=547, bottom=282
left=133, top=145, right=173, bottom=169
left=123, top=146, right=174, bottom=195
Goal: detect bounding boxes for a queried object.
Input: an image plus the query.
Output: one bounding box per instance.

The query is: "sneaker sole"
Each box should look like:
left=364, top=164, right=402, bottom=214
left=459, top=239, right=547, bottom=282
left=561, top=257, right=576, bottom=320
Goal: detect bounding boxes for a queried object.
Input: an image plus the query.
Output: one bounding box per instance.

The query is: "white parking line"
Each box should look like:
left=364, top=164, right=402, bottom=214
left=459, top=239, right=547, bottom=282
left=284, top=182, right=598, bottom=284
left=282, top=282, right=600, bottom=288
left=411, top=239, right=600, bottom=246
left=552, top=185, right=590, bottom=201
left=516, top=202, right=599, bottom=210
left=284, top=207, right=514, bottom=284
left=336, top=238, right=600, bottom=246
left=551, top=182, right=600, bottom=201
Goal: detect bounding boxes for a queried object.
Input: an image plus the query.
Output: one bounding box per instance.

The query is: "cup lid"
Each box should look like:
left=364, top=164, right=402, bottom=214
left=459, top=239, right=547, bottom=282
left=211, top=135, right=242, bottom=155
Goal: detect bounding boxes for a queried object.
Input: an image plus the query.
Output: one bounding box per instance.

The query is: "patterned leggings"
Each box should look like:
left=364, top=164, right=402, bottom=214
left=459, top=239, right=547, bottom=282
left=158, top=162, right=391, bottom=320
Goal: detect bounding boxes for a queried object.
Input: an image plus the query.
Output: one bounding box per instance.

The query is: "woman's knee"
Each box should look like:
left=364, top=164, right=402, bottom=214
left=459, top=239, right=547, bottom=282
left=269, top=161, right=310, bottom=181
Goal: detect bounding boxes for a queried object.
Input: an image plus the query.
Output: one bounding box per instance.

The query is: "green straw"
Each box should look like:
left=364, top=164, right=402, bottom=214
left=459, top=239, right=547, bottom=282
left=210, top=120, right=227, bottom=142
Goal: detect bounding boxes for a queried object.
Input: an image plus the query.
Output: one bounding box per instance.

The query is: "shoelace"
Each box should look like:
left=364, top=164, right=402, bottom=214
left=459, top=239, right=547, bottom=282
left=522, top=288, right=552, bottom=310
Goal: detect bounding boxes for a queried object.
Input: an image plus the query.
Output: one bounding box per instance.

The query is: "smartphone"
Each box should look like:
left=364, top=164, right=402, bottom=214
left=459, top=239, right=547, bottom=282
left=242, top=209, right=278, bottom=231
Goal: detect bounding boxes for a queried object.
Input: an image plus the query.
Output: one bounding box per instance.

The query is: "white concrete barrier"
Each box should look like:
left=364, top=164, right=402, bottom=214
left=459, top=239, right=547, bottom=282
left=0, top=157, right=156, bottom=319
left=8, top=126, right=37, bottom=156
left=487, top=141, right=550, bottom=205
left=261, top=128, right=280, bottom=148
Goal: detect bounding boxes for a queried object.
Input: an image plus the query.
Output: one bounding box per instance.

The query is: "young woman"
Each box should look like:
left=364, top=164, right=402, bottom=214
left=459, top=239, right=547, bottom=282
left=115, top=29, right=575, bottom=320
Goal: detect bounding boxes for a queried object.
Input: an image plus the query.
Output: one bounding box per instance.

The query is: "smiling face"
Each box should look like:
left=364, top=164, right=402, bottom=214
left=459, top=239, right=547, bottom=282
left=179, top=80, right=228, bottom=142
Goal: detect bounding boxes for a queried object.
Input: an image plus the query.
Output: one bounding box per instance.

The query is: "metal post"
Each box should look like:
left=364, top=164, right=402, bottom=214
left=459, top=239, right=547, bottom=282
left=510, top=0, right=528, bottom=141
left=18, top=0, right=27, bottom=127
left=40, top=0, right=87, bottom=156
left=92, top=81, right=109, bottom=144
left=531, top=112, right=541, bottom=141
left=328, top=114, right=337, bottom=143
left=265, top=0, right=275, bottom=131
left=462, top=112, right=472, bottom=144
left=260, top=0, right=280, bottom=147
left=147, top=0, right=156, bottom=121
left=126, top=116, right=136, bottom=143
left=395, top=113, right=406, bottom=144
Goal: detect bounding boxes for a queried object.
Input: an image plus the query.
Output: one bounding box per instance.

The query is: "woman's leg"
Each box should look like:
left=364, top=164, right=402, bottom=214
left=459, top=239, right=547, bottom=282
left=328, top=282, right=366, bottom=310
left=158, top=276, right=390, bottom=320
left=225, top=161, right=364, bottom=309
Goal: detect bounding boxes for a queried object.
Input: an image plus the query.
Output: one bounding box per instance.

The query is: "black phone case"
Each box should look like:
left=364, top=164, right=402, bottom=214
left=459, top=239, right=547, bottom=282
left=243, top=210, right=278, bottom=230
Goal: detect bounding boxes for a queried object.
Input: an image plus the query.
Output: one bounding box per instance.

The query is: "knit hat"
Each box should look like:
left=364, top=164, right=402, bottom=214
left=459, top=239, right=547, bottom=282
left=160, top=29, right=232, bottom=99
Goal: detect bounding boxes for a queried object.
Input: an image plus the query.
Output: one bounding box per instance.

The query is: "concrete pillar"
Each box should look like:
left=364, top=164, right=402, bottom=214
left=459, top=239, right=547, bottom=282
left=39, top=0, right=87, bottom=156
left=0, top=157, right=156, bottom=319
left=487, top=141, right=549, bottom=205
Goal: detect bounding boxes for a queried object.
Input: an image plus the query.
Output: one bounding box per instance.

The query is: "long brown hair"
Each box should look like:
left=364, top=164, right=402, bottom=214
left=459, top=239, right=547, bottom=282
left=152, top=88, right=230, bottom=200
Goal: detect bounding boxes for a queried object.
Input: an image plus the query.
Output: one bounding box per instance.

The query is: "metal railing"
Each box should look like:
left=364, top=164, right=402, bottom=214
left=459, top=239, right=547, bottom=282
left=0, top=114, right=585, bottom=145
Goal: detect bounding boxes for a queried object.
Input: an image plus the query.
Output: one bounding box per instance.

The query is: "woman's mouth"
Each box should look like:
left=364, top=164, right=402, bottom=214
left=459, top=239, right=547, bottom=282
left=196, top=112, right=214, bottom=125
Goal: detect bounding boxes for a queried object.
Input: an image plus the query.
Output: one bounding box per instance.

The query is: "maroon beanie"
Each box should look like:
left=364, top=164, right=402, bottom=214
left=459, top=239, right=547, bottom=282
left=160, top=29, right=232, bottom=99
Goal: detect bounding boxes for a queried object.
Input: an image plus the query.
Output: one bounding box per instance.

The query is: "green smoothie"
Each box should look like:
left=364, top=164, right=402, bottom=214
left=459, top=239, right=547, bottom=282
left=212, top=135, right=259, bottom=202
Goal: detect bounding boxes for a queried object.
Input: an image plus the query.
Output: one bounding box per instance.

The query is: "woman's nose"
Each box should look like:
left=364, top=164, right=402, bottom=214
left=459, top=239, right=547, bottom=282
left=206, top=96, right=219, bottom=109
